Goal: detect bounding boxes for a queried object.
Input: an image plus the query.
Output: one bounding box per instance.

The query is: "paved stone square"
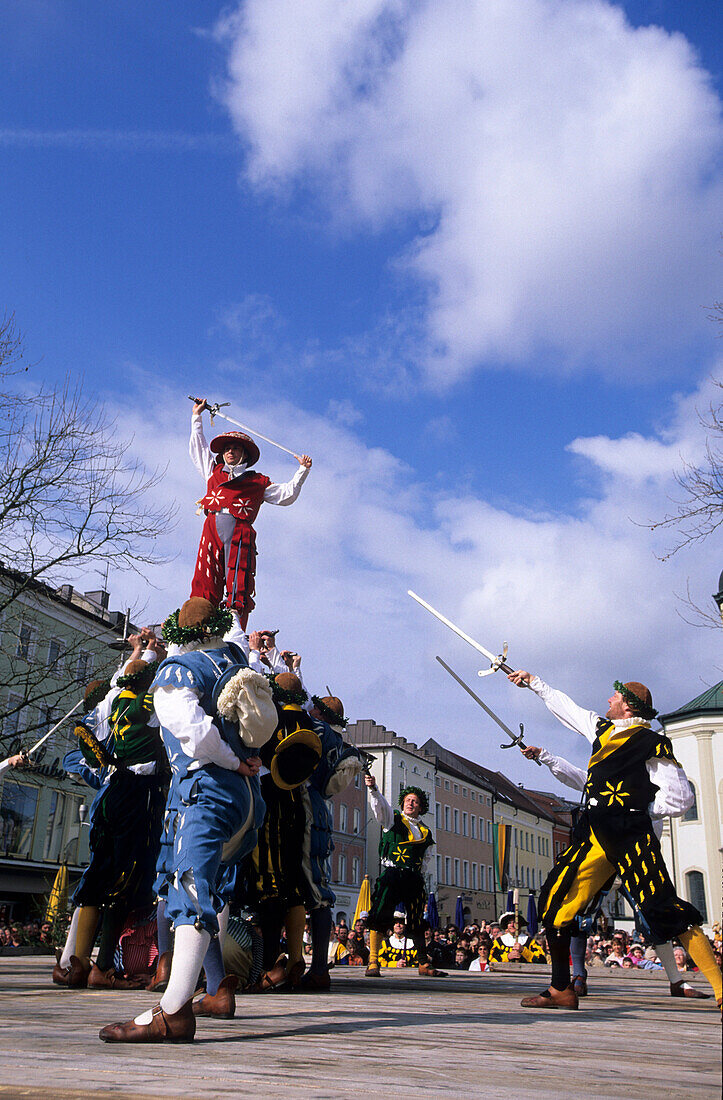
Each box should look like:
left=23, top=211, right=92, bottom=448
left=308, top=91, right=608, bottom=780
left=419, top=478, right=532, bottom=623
left=0, top=957, right=719, bottom=1099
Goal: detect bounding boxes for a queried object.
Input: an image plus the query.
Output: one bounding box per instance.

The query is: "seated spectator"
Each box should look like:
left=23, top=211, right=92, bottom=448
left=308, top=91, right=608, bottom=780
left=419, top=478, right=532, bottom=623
left=328, top=925, right=352, bottom=967
left=468, top=941, right=491, bottom=972
left=453, top=947, right=472, bottom=970
left=348, top=926, right=369, bottom=966
left=379, top=915, right=418, bottom=968
left=673, top=945, right=693, bottom=973
left=604, top=940, right=626, bottom=967
left=489, top=912, right=546, bottom=964
left=621, top=956, right=634, bottom=969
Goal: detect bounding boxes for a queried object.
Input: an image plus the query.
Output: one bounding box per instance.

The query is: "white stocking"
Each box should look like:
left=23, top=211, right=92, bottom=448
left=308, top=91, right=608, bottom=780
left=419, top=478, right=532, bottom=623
left=134, top=925, right=210, bottom=1024
left=655, top=940, right=689, bottom=986
left=59, top=907, right=80, bottom=968
left=217, top=903, right=230, bottom=950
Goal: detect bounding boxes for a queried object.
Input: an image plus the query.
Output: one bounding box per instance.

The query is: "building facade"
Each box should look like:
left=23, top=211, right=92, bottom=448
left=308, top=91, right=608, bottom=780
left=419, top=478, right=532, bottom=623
left=328, top=768, right=368, bottom=924
left=0, top=568, right=133, bottom=918
left=659, top=681, right=723, bottom=931
left=421, top=739, right=496, bottom=926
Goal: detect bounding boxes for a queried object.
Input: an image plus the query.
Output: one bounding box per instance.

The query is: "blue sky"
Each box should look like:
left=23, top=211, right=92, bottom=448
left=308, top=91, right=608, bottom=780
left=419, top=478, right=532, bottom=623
left=2, top=1, right=722, bottom=781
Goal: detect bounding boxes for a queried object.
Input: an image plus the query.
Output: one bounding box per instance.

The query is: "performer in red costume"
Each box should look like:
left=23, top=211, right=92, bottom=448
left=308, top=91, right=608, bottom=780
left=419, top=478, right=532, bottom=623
left=189, top=398, right=312, bottom=628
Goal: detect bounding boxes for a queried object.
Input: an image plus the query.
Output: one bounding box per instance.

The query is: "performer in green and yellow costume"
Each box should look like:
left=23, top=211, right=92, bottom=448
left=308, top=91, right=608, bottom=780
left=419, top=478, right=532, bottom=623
left=364, top=775, right=445, bottom=977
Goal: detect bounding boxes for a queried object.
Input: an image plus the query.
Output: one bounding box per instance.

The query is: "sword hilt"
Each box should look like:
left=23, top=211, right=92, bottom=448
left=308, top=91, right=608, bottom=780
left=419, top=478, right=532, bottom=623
left=188, top=396, right=230, bottom=419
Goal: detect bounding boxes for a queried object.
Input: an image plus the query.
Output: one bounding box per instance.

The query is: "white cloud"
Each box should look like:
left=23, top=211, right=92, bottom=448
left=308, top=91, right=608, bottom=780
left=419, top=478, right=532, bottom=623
left=90, top=368, right=723, bottom=789
left=214, top=0, right=723, bottom=384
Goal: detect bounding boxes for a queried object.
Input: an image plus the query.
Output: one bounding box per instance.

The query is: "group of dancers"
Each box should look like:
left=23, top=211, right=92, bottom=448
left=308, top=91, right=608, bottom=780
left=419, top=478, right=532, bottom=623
left=7, top=398, right=721, bottom=1041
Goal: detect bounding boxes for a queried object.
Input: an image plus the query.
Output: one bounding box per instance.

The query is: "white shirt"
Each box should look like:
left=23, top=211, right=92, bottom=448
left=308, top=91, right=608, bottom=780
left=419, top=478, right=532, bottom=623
left=190, top=414, right=310, bottom=505
left=151, top=643, right=243, bottom=773
left=531, top=678, right=693, bottom=819
left=367, top=786, right=435, bottom=877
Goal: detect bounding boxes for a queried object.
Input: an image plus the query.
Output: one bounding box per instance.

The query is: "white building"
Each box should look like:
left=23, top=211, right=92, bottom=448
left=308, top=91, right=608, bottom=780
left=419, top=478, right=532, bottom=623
left=659, top=681, right=723, bottom=931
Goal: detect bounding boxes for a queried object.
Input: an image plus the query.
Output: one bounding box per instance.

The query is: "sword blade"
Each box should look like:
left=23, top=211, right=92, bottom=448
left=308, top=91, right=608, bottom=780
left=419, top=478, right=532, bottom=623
left=25, top=700, right=84, bottom=756
left=435, top=657, right=517, bottom=740
left=188, top=397, right=300, bottom=458
left=408, top=590, right=498, bottom=664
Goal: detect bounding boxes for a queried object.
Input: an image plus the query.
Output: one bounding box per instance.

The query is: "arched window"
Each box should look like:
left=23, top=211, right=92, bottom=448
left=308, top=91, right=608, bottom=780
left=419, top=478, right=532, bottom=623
left=682, top=783, right=698, bottom=822
left=685, top=871, right=708, bottom=923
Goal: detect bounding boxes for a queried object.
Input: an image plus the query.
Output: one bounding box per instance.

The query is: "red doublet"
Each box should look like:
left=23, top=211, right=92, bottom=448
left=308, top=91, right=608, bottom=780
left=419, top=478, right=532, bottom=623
left=190, top=464, right=271, bottom=625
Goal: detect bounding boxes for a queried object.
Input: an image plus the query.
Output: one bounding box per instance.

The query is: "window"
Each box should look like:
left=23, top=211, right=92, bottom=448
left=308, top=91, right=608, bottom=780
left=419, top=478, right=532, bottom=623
left=435, top=775, right=441, bottom=787
left=75, top=650, right=93, bottom=683
left=470, top=815, right=476, bottom=840
left=454, top=858, right=460, bottom=886
left=472, top=864, right=477, bottom=889
left=445, top=805, right=451, bottom=831
left=537, top=836, right=541, bottom=854
left=352, top=808, right=360, bottom=834
left=488, top=865, right=493, bottom=891
left=352, top=857, right=360, bottom=885
left=471, top=791, right=476, bottom=802
left=462, top=787, right=467, bottom=798
left=526, top=867, right=530, bottom=887
left=339, top=804, right=348, bottom=832
left=2, top=693, right=24, bottom=740
left=462, top=812, right=468, bottom=837
left=513, top=828, right=518, bottom=848
left=46, top=638, right=64, bottom=674
left=444, top=780, right=450, bottom=791
left=0, top=782, right=39, bottom=856
left=437, top=855, right=442, bottom=882
left=445, top=857, right=451, bottom=885
left=685, top=871, right=707, bottom=922
left=486, top=819, right=492, bottom=844
left=16, top=621, right=35, bottom=660
left=436, top=803, right=442, bottom=829
left=463, top=861, right=469, bottom=888
left=453, top=783, right=459, bottom=795
left=682, top=784, right=698, bottom=822
left=354, top=774, right=361, bottom=789
left=454, top=809, right=460, bottom=834
left=338, top=854, right=346, bottom=883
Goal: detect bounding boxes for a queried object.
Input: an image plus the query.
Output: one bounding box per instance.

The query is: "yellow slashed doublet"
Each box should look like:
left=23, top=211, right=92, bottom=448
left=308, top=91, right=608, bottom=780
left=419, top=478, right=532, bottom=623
left=538, top=719, right=701, bottom=942
left=489, top=935, right=546, bottom=964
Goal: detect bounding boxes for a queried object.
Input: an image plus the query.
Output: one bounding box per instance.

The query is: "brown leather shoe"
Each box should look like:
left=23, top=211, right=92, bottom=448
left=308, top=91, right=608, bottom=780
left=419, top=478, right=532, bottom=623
left=298, top=970, right=331, bottom=992
left=365, top=964, right=381, bottom=977
left=193, top=975, right=238, bottom=1018
left=146, top=950, right=172, bottom=993
left=251, top=955, right=289, bottom=992
left=572, top=975, right=588, bottom=997
left=99, top=1000, right=196, bottom=1043
left=521, top=986, right=578, bottom=1009
left=52, top=956, right=90, bottom=989
left=418, top=963, right=447, bottom=977
left=670, top=981, right=711, bottom=999
left=88, top=964, right=146, bottom=990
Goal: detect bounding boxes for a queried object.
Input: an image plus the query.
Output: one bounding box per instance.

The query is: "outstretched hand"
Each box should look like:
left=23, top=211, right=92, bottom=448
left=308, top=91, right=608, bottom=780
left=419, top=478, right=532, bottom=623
left=364, top=774, right=377, bottom=790
left=508, top=670, right=532, bottom=688
left=520, top=745, right=542, bottom=761
left=193, top=398, right=208, bottom=416
left=294, top=454, right=312, bottom=469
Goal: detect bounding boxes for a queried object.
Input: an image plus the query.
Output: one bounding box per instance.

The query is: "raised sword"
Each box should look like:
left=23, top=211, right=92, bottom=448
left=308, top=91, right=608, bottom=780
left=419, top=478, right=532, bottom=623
left=408, top=589, right=521, bottom=680
left=435, top=656, right=541, bottom=763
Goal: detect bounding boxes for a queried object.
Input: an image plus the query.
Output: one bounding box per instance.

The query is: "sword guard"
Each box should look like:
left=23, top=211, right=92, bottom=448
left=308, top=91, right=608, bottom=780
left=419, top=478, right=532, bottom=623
left=477, top=643, right=509, bottom=677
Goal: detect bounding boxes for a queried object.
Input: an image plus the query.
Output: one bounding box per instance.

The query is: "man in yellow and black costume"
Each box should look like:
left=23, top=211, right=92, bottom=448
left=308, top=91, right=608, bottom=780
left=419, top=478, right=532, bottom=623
left=508, top=670, right=722, bottom=1010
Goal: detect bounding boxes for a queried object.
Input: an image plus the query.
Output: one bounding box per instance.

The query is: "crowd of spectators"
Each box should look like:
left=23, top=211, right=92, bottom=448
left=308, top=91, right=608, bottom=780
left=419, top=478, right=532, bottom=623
left=314, top=913, right=722, bottom=975
left=0, top=918, right=57, bottom=951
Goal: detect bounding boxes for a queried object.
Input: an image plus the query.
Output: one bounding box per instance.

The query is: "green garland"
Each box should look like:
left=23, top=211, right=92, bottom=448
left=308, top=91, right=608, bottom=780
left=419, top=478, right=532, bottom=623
left=267, top=674, right=308, bottom=707
left=399, top=785, right=429, bottom=816
left=311, top=695, right=347, bottom=727
left=614, top=680, right=658, bottom=720
left=116, top=666, right=155, bottom=692
left=161, top=606, right=233, bottom=646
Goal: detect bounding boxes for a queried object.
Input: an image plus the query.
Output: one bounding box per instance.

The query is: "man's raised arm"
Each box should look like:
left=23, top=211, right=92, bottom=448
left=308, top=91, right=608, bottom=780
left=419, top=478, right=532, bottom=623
left=509, top=670, right=600, bottom=744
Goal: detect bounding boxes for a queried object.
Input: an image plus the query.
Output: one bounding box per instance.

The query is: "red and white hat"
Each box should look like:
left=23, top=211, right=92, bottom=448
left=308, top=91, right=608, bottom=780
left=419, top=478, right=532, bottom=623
left=209, top=431, right=260, bottom=468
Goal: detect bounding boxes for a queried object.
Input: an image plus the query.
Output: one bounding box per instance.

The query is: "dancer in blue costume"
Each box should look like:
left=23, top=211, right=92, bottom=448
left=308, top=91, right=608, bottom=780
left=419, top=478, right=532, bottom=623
left=99, top=598, right=277, bottom=1043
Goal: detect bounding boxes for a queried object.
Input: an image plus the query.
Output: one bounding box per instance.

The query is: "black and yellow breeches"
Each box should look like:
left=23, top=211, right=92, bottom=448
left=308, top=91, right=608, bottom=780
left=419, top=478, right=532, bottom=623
left=538, top=813, right=701, bottom=945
